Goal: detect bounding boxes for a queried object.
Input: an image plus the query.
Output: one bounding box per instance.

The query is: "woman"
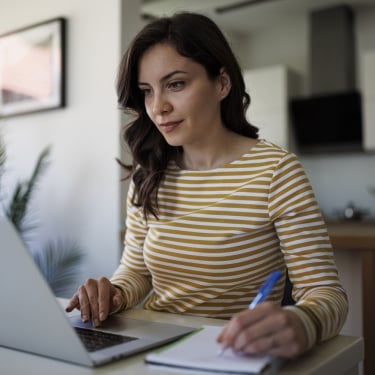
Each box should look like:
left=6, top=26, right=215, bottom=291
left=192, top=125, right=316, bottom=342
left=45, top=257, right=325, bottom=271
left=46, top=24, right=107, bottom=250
left=67, top=12, right=348, bottom=358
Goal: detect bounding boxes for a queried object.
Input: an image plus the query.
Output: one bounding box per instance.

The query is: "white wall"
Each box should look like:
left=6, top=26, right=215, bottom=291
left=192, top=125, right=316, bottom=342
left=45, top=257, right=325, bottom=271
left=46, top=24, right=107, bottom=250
left=243, top=17, right=309, bottom=93
left=0, top=0, right=142, bottom=291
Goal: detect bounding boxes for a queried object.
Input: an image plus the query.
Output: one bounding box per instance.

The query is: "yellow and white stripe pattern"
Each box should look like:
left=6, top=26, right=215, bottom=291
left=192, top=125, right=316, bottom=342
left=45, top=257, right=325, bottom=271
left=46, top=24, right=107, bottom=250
left=111, top=140, right=347, bottom=346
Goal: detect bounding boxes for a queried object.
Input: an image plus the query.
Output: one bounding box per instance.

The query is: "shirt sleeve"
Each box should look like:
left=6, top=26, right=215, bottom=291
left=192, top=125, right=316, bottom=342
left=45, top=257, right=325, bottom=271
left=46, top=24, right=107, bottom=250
left=268, top=152, right=348, bottom=349
left=110, top=180, right=153, bottom=310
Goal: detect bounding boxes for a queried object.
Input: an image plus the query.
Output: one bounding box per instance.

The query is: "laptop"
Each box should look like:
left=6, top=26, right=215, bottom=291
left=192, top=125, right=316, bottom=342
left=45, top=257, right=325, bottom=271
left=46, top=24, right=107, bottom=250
left=0, top=217, right=195, bottom=367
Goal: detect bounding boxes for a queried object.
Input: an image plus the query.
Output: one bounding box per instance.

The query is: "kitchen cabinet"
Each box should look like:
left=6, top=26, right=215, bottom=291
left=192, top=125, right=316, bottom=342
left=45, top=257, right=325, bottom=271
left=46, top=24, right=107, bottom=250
left=243, top=65, right=300, bottom=150
left=362, top=50, right=375, bottom=151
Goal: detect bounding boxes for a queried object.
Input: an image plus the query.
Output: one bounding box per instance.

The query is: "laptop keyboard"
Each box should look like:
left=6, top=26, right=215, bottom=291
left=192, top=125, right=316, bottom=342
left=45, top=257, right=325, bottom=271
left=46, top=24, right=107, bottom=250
left=75, top=327, right=138, bottom=352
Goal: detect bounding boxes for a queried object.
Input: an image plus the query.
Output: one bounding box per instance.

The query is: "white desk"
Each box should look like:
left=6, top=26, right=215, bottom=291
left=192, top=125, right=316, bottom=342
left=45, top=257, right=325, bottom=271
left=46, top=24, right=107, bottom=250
left=0, top=300, right=363, bottom=375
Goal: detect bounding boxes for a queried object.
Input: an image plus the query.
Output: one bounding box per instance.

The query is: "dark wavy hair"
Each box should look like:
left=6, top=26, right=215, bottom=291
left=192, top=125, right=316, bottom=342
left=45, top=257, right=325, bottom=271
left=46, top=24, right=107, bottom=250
left=117, top=12, right=258, bottom=219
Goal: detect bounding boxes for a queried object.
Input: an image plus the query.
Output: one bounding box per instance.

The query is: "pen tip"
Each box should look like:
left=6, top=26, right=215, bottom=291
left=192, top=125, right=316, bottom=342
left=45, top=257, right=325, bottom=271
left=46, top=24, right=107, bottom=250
left=217, top=347, right=226, bottom=357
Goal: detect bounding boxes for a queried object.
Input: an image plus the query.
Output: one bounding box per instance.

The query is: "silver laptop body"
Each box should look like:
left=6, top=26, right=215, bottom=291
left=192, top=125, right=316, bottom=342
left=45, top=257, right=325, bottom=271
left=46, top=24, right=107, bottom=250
left=0, top=217, right=195, bottom=367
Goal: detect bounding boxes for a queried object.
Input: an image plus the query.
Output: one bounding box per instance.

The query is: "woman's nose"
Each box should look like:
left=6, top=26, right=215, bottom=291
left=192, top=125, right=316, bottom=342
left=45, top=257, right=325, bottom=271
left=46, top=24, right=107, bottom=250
left=152, top=93, right=172, bottom=115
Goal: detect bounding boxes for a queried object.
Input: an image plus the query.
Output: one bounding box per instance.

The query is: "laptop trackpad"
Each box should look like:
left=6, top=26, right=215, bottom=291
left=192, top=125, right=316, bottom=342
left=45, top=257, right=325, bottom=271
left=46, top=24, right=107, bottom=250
left=69, top=314, right=191, bottom=340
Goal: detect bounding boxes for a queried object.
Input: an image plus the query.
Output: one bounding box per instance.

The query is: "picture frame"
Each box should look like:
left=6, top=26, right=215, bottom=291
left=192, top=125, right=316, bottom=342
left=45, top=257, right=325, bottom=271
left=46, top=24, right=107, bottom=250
left=0, top=17, right=66, bottom=118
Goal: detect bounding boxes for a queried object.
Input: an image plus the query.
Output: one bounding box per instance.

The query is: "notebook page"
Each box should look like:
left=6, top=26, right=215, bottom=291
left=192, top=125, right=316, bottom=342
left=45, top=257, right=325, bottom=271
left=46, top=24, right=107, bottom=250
left=145, top=325, right=271, bottom=374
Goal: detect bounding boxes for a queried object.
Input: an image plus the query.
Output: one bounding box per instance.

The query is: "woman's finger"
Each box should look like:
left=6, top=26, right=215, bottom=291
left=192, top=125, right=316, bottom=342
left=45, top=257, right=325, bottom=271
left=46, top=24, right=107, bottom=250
left=97, top=277, right=112, bottom=322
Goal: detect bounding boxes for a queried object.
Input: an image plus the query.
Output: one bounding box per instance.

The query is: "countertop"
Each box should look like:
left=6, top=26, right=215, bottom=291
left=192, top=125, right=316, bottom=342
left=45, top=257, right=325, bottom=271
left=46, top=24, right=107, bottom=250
left=326, top=220, right=375, bottom=250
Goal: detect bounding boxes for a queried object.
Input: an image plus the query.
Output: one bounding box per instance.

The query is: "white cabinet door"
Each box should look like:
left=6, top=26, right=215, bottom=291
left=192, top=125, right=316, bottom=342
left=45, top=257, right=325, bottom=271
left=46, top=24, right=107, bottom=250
left=362, top=50, right=375, bottom=151
left=243, top=65, right=299, bottom=150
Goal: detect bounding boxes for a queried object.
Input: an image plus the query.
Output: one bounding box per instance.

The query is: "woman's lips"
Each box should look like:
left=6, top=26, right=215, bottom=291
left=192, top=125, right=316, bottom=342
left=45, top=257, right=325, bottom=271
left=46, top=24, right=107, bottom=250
left=159, top=121, right=182, bottom=133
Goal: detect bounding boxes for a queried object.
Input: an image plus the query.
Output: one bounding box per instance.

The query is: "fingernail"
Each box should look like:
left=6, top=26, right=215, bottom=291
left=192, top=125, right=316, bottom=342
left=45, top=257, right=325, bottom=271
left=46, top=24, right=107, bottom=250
left=82, top=315, right=88, bottom=322
left=94, top=319, right=100, bottom=327
left=100, top=312, right=105, bottom=321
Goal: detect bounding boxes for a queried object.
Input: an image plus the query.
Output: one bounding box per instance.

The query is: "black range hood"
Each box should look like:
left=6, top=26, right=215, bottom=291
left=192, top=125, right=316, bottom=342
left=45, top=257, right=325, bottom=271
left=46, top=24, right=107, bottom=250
left=290, top=5, right=363, bottom=153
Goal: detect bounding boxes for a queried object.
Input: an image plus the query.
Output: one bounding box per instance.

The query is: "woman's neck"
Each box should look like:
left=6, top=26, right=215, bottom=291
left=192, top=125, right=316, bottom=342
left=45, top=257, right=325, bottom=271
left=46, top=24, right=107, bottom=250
left=178, top=132, right=258, bottom=171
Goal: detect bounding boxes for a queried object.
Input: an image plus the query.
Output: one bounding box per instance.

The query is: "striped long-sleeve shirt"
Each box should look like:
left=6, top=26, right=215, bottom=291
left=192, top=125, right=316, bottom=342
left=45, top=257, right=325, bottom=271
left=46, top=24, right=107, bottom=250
left=111, top=140, right=348, bottom=349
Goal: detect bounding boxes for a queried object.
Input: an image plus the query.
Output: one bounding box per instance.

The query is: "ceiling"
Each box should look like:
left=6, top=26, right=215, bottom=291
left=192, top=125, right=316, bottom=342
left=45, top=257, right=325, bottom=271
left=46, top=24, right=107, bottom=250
left=142, top=0, right=375, bottom=35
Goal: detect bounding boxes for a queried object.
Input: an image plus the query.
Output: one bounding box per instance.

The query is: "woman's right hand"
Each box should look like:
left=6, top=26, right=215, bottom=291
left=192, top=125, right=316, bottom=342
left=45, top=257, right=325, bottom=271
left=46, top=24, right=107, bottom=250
left=65, top=277, right=124, bottom=327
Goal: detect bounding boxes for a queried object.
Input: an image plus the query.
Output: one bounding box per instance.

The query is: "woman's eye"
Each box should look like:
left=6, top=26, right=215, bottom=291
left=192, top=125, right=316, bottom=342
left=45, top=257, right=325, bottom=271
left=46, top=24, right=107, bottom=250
left=139, top=87, right=152, bottom=96
left=168, top=81, right=185, bottom=90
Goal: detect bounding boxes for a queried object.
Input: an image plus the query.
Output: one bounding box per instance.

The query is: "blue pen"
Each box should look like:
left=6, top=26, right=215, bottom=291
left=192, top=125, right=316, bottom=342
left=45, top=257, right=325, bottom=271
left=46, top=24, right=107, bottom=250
left=218, top=270, right=282, bottom=356
left=248, top=270, right=282, bottom=309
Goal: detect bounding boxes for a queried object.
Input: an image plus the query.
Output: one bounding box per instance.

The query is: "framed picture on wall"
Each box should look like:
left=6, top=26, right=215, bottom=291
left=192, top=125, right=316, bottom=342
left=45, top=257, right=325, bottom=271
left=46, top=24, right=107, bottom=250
left=0, top=17, right=66, bottom=118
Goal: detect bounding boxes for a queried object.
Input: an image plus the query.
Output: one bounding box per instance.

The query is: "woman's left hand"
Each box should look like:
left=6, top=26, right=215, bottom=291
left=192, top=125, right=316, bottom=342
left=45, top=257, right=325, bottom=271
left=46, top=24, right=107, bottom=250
left=217, top=302, right=308, bottom=358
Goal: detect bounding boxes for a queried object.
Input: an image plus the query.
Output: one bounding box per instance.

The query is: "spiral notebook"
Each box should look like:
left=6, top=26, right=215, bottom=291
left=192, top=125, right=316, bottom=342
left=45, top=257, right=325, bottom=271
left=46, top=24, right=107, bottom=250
left=145, top=325, right=272, bottom=374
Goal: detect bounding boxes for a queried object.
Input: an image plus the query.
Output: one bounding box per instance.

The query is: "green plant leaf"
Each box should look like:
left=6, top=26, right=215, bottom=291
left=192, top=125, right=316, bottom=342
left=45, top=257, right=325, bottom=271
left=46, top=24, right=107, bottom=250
left=0, top=134, right=5, bottom=172
left=0, top=135, right=6, bottom=205
left=1, top=139, right=85, bottom=297
left=6, top=147, right=50, bottom=233
left=33, top=238, right=85, bottom=298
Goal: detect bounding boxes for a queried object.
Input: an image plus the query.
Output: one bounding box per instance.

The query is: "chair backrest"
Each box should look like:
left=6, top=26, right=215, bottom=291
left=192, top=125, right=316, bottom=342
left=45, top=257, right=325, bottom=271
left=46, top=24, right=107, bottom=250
left=281, top=272, right=295, bottom=306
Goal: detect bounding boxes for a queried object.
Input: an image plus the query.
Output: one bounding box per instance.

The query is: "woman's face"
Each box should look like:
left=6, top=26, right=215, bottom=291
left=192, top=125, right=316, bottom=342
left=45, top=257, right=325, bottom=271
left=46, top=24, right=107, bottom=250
left=137, top=43, right=230, bottom=148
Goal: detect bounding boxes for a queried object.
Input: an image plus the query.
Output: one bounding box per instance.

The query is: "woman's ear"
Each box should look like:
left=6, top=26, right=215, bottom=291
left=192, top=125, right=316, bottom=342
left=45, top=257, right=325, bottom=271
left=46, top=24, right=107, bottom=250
left=218, top=68, right=232, bottom=100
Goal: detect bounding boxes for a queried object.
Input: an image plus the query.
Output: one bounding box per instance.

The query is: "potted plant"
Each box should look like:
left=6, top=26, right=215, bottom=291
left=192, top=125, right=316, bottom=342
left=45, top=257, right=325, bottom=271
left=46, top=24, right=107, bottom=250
left=0, top=134, right=84, bottom=297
